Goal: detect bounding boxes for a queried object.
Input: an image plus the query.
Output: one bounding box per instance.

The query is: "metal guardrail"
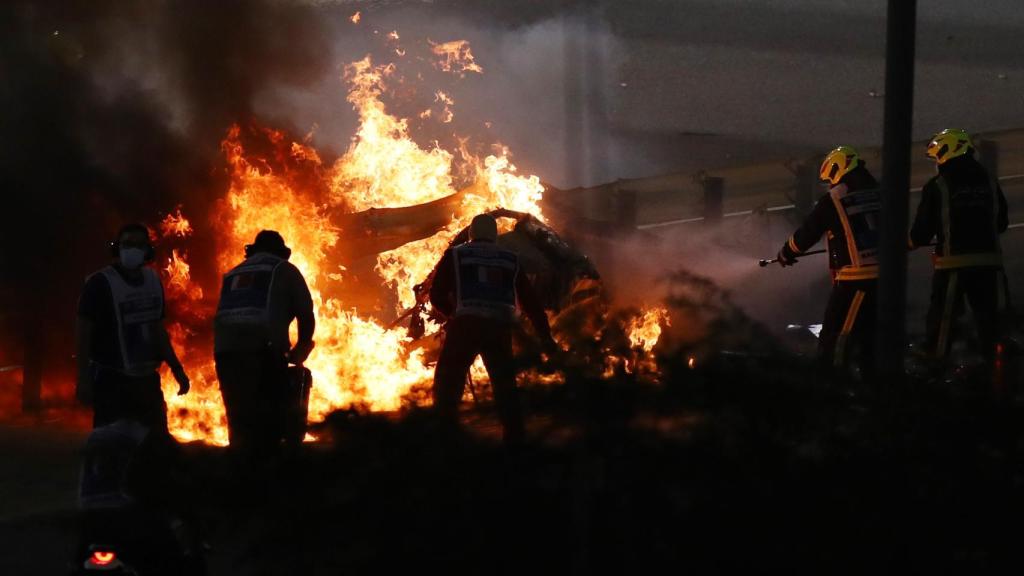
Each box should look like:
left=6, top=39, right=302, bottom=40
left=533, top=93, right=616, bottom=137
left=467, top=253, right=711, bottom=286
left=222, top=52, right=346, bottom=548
left=637, top=173, right=1024, bottom=230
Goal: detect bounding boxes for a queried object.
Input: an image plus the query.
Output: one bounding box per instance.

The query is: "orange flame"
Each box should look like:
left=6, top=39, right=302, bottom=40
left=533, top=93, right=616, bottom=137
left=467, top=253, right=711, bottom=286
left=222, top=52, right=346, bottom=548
left=164, top=249, right=203, bottom=302
left=152, top=36, right=666, bottom=445
left=430, top=40, right=483, bottom=76
left=435, top=90, right=454, bottom=123
left=157, top=43, right=548, bottom=444
left=159, top=208, right=193, bottom=238
left=628, top=307, right=669, bottom=352
left=350, top=11, right=361, bottom=24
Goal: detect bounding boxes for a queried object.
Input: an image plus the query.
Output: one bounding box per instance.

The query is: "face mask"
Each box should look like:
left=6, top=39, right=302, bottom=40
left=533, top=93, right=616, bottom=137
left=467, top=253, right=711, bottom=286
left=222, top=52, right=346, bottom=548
left=119, top=247, right=146, bottom=269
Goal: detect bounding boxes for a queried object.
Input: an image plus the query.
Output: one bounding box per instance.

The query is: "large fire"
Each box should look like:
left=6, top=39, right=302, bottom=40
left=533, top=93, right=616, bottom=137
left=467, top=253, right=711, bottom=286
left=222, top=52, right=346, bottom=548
left=154, top=35, right=666, bottom=445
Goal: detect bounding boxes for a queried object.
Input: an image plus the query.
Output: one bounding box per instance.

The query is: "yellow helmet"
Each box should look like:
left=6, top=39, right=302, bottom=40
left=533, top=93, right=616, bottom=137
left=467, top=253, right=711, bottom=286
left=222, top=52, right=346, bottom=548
left=819, top=146, right=861, bottom=185
left=926, top=129, right=973, bottom=165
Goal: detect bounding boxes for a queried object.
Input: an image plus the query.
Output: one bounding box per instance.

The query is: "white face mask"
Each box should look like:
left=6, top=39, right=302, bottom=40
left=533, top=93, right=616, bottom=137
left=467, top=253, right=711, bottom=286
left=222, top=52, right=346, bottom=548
left=119, top=247, right=146, bottom=270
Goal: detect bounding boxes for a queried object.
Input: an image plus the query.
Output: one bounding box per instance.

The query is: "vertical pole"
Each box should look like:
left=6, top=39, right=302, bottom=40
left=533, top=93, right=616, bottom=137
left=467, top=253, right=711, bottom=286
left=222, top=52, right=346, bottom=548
left=563, top=13, right=585, bottom=189
left=21, top=303, right=42, bottom=413
left=564, top=6, right=595, bottom=575
left=701, top=175, right=724, bottom=225
left=876, top=0, right=917, bottom=379
left=22, top=344, right=43, bottom=413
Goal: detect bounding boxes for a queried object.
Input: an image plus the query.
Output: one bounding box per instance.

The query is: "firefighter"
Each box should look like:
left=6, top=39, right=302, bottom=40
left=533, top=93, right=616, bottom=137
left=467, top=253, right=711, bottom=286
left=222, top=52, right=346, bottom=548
left=77, top=224, right=190, bottom=434
left=777, top=147, right=881, bottom=374
left=910, top=129, right=1009, bottom=365
left=429, top=214, right=558, bottom=443
left=214, top=230, right=315, bottom=458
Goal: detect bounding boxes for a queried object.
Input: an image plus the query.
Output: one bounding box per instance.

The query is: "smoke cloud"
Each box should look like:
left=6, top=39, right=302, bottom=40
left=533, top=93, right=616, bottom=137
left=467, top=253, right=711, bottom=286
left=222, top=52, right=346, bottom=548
left=0, top=0, right=334, bottom=386
left=0, top=0, right=811, bottom=392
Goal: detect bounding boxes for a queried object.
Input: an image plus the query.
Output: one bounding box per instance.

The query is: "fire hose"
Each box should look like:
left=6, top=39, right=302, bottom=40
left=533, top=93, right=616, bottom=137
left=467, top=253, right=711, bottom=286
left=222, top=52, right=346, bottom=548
left=758, top=249, right=825, bottom=267
left=759, top=242, right=941, bottom=267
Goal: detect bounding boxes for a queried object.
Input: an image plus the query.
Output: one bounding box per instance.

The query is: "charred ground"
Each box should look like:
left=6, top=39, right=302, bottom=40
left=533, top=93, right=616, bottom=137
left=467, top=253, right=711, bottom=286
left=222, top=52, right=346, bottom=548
left=3, top=271, right=1024, bottom=574
left=5, top=349, right=1023, bottom=574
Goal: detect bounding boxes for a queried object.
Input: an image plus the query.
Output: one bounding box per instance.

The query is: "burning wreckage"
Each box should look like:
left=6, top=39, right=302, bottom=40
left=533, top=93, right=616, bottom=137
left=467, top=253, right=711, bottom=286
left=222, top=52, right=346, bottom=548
left=153, top=54, right=670, bottom=446
left=158, top=168, right=666, bottom=446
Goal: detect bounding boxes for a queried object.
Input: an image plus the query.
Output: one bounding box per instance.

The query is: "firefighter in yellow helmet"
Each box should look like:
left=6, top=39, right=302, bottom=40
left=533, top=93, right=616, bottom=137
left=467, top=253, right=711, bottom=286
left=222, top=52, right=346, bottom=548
left=776, top=146, right=881, bottom=374
left=910, top=129, right=1010, bottom=364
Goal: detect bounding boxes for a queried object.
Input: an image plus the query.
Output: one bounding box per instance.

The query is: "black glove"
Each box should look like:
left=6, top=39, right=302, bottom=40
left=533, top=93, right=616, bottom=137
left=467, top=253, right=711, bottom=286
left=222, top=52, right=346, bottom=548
left=777, top=249, right=797, bottom=268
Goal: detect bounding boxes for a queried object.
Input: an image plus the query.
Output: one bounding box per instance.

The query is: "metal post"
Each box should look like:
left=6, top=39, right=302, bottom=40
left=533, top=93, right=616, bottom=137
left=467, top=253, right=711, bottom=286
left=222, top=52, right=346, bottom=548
left=19, top=305, right=42, bottom=413
left=563, top=14, right=585, bottom=189
left=701, top=175, right=724, bottom=225
left=876, top=0, right=917, bottom=380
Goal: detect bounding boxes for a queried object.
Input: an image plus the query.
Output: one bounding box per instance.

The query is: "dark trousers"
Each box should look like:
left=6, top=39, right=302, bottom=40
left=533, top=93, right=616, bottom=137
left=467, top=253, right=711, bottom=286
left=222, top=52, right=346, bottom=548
left=215, top=350, right=289, bottom=456
left=433, top=315, right=524, bottom=443
left=926, top=267, right=1009, bottom=361
left=93, top=368, right=168, bottom=436
left=819, top=280, right=878, bottom=374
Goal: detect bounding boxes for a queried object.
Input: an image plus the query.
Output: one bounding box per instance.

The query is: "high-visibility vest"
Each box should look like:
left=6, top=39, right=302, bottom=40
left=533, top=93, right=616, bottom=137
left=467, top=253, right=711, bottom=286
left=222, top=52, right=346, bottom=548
left=215, top=253, right=286, bottom=328
left=97, top=266, right=164, bottom=375
left=828, top=183, right=881, bottom=282
left=453, top=242, right=519, bottom=322
left=932, top=175, right=1003, bottom=270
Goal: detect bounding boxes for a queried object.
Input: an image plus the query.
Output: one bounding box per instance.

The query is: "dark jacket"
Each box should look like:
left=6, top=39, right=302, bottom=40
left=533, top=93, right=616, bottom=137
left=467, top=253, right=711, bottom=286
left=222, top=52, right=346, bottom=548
left=910, top=155, right=1008, bottom=267
left=781, top=166, right=881, bottom=279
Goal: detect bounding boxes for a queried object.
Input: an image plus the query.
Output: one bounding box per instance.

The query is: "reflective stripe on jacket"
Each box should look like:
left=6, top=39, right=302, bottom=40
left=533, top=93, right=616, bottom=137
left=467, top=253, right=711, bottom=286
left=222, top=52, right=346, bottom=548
left=453, top=242, right=519, bottom=323
left=781, top=166, right=881, bottom=282
left=932, top=175, right=1003, bottom=270
left=216, top=253, right=285, bottom=327
left=98, top=267, right=164, bottom=376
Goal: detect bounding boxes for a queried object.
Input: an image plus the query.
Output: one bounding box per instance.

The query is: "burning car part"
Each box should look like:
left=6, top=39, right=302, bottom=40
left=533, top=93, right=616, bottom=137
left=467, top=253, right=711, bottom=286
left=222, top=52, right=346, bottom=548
left=148, top=41, right=668, bottom=445
left=396, top=208, right=599, bottom=336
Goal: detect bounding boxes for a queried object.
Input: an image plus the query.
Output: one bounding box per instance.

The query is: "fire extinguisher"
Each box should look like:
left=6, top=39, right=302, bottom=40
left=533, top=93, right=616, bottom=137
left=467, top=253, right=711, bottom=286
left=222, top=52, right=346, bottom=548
left=285, top=363, right=313, bottom=446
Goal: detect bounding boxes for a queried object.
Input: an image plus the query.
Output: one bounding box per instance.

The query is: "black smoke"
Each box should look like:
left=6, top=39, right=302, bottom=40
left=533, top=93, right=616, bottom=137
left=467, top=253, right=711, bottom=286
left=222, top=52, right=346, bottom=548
left=0, top=0, right=333, bottom=396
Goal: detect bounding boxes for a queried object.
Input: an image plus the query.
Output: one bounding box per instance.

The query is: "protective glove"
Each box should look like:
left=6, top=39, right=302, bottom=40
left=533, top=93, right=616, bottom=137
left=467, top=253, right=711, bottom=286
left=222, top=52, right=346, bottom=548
left=777, top=249, right=797, bottom=268
left=171, top=364, right=191, bottom=396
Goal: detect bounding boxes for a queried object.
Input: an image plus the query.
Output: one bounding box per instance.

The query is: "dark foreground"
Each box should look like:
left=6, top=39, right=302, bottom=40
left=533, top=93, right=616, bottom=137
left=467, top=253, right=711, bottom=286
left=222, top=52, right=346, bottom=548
left=3, top=351, right=1024, bottom=575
